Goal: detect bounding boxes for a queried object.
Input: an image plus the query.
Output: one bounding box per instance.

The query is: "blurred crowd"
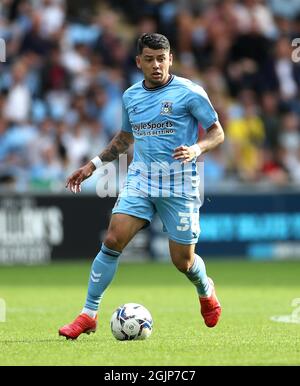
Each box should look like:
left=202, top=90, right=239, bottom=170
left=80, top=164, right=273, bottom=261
left=0, top=0, right=300, bottom=192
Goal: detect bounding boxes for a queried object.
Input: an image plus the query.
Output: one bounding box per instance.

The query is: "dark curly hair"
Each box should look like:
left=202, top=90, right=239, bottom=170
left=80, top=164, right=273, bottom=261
left=137, top=33, right=170, bottom=55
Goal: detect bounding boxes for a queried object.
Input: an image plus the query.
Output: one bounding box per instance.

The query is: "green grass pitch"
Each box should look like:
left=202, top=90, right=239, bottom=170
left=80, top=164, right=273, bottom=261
left=0, top=260, right=300, bottom=366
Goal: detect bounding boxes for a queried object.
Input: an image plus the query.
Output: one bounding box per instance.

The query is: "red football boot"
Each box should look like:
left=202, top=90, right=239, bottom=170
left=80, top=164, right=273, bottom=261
left=59, top=314, right=97, bottom=340
left=199, top=278, right=222, bottom=328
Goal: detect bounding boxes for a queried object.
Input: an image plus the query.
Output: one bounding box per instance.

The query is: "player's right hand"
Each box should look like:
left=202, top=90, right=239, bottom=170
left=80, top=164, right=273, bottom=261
left=65, top=162, right=96, bottom=194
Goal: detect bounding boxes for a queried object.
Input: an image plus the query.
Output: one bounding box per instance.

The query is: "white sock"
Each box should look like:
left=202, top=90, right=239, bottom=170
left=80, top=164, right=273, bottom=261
left=200, top=283, right=213, bottom=298
left=81, top=307, right=97, bottom=319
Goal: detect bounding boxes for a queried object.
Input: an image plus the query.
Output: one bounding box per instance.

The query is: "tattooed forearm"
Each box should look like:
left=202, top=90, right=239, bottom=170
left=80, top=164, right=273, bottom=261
left=99, top=131, right=134, bottom=163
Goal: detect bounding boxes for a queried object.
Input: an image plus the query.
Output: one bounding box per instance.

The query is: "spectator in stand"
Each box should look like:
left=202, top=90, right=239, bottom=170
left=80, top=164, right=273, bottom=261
left=40, top=44, right=70, bottom=94
left=30, top=143, right=65, bottom=190
left=278, top=112, right=300, bottom=184
left=261, top=37, right=300, bottom=112
left=259, top=91, right=280, bottom=150
left=3, top=61, right=31, bottom=123
left=37, top=0, right=65, bottom=39
left=226, top=89, right=265, bottom=180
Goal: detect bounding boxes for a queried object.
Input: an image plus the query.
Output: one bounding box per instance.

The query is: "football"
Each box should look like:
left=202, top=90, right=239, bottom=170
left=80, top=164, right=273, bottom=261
left=110, top=303, right=153, bottom=341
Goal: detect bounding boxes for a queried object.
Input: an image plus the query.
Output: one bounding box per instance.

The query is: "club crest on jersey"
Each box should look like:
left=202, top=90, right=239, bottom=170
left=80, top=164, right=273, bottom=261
left=160, top=101, right=173, bottom=115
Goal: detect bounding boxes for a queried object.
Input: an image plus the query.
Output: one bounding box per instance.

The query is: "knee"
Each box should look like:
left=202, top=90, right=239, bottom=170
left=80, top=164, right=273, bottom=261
left=103, top=232, right=124, bottom=252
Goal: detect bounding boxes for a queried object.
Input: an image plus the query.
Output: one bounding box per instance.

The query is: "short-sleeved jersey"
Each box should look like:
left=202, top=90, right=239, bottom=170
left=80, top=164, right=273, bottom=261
left=121, top=75, right=218, bottom=196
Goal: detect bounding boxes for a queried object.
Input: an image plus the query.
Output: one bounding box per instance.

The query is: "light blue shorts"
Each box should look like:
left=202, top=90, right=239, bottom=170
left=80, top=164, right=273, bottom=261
left=112, top=194, right=201, bottom=245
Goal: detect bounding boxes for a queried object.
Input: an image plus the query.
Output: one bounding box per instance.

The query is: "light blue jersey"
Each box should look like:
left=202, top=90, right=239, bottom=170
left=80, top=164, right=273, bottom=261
left=113, top=74, right=218, bottom=244
left=121, top=75, right=218, bottom=197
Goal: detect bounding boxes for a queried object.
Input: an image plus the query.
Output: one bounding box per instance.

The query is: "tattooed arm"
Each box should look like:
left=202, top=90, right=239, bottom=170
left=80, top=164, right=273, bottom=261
left=66, top=131, right=134, bottom=193
left=98, top=131, right=134, bottom=163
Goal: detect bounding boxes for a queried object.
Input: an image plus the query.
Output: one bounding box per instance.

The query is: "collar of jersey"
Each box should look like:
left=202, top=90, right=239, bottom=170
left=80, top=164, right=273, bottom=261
left=142, top=74, right=174, bottom=91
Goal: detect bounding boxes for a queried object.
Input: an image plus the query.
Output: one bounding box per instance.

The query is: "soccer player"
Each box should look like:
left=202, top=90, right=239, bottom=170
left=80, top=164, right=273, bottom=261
left=59, top=33, right=224, bottom=340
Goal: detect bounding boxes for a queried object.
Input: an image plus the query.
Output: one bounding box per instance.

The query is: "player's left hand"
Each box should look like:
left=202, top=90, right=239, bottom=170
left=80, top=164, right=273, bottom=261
left=172, top=145, right=199, bottom=164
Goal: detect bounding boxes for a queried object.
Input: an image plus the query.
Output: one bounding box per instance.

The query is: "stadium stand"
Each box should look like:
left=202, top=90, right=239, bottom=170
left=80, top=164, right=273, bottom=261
left=0, top=0, right=300, bottom=192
